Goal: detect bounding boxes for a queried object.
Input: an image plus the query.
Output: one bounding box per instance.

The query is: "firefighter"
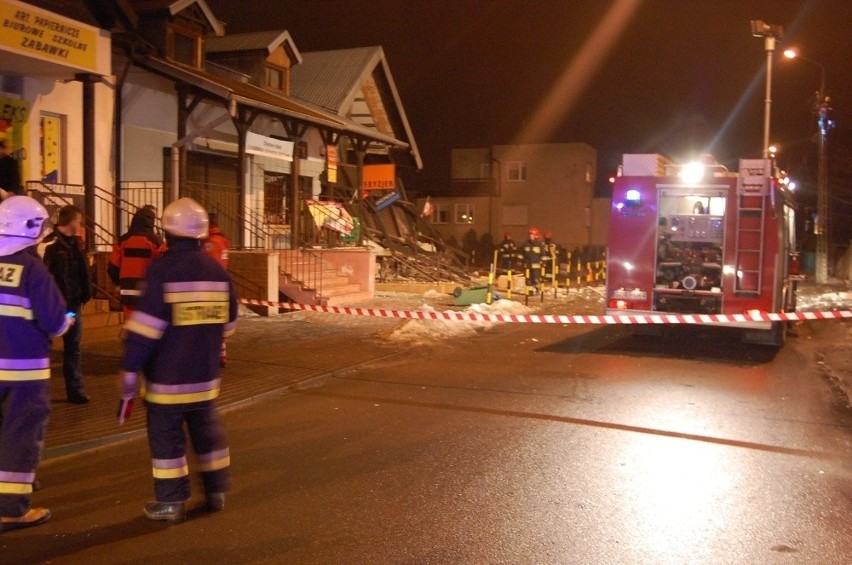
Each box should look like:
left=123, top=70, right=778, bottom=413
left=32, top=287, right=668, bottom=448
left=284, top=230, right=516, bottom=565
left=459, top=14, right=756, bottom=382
left=118, top=198, right=238, bottom=524
left=0, top=196, right=73, bottom=531
left=203, top=213, right=230, bottom=367
left=108, top=206, right=163, bottom=317
left=521, top=227, right=544, bottom=291
left=496, top=231, right=518, bottom=273
left=541, top=230, right=562, bottom=280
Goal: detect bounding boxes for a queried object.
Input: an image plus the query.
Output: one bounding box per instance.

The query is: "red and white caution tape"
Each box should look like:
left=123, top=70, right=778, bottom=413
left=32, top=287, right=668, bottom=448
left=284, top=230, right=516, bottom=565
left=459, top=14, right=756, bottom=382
left=239, top=298, right=852, bottom=325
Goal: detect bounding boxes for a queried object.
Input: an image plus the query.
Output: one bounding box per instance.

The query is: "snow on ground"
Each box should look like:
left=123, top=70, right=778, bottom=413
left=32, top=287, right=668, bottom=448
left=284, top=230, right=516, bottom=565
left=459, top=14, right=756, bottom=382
left=235, top=280, right=851, bottom=343
left=795, top=281, right=852, bottom=311
left=386, top=295, right=534, bottom=345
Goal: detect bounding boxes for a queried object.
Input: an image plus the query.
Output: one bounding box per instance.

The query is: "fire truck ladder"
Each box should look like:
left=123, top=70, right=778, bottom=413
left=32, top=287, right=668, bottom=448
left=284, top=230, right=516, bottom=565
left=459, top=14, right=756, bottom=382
left=733, top=192, right=766, bottom=295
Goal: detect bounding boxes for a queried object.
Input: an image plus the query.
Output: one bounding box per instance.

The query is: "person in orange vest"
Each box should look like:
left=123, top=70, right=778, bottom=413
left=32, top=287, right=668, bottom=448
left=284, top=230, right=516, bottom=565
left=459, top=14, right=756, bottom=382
left=108, top=206, right=163, bottom=317
left=202, top=213, right=229, bottom=269
left=203, top=213, right=230, bottom=366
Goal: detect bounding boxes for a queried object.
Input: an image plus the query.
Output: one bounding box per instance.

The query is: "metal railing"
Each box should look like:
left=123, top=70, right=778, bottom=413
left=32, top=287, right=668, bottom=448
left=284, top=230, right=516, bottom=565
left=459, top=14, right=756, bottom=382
left=26, top=181, right=115, bottom=251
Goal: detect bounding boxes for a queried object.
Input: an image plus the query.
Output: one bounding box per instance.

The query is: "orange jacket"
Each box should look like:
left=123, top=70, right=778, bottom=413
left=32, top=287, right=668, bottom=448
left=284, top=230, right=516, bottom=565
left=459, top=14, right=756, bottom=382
left=203, top=226, right=230, bottom=269
left=108, top=234, right=163, bottom=308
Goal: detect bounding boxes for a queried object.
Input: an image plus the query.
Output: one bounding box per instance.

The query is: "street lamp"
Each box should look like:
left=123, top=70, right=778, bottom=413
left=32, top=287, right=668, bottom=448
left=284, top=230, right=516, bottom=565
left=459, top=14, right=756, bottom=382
left=784, top=48, right=832, bottom=283
left=751, top=20, right=784, bottom=158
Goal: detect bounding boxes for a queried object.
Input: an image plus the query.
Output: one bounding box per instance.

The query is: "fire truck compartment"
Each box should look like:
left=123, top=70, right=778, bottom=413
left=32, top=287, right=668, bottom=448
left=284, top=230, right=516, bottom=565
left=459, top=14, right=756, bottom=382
left=653, top=290, right=723, bottom=314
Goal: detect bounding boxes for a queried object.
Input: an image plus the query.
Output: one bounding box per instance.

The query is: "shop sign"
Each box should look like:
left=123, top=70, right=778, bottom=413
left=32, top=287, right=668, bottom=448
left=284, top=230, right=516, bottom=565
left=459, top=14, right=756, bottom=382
left=0, top=0, right=101, bottom=72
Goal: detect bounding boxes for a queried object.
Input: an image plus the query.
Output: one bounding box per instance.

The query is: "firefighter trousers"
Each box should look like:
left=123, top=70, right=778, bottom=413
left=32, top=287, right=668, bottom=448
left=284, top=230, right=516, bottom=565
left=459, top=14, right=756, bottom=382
left=146, top=403, right=230, bottom=503
left=0, top=382, right=50, bottom=517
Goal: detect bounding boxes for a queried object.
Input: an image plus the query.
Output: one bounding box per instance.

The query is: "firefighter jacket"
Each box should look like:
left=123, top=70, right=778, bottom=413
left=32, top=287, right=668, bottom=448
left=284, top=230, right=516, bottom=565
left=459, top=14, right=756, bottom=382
left=203, top=226, right=230, bottom=269
left=122, top=239, right=238, bottom=407
left=0, top=247, right=71, bottom=384
left=108, top=210, right=163, bottom=309
left=521, top=239, right=543, bottom=269
left=42, top=231, right=92, bottom=311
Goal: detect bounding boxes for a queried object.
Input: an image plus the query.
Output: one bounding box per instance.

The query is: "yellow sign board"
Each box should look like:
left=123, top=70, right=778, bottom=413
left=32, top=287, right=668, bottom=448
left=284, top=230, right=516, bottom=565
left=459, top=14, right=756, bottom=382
left=0, top=0, right=99, bottom=72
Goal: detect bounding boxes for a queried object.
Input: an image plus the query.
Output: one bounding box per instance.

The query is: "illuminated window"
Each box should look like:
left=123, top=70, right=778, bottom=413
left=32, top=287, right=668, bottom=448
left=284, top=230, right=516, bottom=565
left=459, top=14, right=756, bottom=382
left=455, top=203, right=474, bottom=224
left=507, top=161, right=527, bottom=182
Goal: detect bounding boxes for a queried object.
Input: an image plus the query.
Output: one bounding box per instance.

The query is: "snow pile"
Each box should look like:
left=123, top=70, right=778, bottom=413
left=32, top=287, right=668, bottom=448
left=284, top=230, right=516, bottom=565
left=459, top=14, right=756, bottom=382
left=796, top=288, right=852, bottom=311
left=386, top=298, right=533, bottom=345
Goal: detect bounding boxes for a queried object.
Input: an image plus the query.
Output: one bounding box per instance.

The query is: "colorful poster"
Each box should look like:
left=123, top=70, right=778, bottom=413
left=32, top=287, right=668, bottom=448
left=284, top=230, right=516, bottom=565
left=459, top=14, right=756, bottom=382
left=0, top=96, right=29, bottom=159
left=40, top=114, right=60, bottom=182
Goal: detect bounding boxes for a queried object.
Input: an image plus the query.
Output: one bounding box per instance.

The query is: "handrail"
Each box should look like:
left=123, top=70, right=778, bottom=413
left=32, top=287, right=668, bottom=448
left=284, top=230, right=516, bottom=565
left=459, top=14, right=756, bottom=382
left=26, top=181, right=114, bottom=250
left=183, top=180, right=270, bottom=250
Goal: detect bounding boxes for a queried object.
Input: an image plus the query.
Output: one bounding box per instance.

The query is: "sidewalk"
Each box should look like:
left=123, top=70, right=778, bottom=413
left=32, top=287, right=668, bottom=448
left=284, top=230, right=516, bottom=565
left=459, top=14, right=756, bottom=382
left=44, top=307, right=405, bottom=459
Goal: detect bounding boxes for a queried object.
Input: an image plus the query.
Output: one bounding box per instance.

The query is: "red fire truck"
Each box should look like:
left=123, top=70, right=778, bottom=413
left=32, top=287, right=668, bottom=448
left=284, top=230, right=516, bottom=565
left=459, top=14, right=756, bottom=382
left=605, top=153, right=799, bottom=346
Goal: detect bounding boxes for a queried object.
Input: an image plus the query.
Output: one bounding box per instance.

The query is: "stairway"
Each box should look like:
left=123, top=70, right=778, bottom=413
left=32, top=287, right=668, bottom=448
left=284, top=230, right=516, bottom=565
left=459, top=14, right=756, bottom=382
left=278, top=250, right=371, bottom=306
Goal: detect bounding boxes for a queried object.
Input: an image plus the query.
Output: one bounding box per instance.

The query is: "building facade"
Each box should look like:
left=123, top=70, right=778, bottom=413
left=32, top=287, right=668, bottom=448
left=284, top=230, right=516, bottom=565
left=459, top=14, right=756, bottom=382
left=420, top=143, right=609, bottom=261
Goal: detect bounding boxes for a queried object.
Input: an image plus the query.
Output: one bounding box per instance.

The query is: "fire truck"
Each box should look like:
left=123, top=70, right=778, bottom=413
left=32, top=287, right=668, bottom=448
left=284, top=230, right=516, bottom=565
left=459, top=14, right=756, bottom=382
left=605, top=153, right=799, bottom=346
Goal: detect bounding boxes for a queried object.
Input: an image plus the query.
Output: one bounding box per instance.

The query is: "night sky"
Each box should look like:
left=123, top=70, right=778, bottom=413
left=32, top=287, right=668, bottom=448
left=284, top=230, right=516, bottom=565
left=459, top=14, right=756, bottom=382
left=206, top=0, right=851, bottom=203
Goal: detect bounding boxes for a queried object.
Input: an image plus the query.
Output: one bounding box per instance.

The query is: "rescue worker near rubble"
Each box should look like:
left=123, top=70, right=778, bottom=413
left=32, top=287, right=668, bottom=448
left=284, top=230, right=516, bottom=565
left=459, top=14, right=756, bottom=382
left=0, top=196, right=73, bottom=531
left=521, top=227, right=544, bottom=291
left=541, top=231, right=562, bottom=281
left=496, top=231, right=518, bottom=274
left=202, top=213, right=230, bottom=367
left=108, top=205, right=163, bottom=317
left=118, top=197, right=238, bottom=524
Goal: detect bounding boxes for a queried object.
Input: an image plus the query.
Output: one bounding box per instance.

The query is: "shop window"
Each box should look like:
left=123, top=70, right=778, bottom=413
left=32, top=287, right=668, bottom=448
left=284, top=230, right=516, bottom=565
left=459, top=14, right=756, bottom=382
left=455, top=203, right=474, bottom=224
left=263, top=171, right=286, bottom=225
left=507, top=161, right=527, bottom=182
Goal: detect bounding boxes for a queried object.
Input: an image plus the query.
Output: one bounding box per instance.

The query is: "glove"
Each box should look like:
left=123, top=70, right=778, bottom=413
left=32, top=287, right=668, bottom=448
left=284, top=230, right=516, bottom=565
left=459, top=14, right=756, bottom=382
left=117, top=371, right=137, bottom=425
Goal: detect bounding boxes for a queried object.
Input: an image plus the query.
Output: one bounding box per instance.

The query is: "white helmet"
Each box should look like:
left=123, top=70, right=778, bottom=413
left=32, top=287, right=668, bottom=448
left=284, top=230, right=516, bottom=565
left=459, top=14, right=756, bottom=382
left=0, top=195, right=50, bottom=256
left=162, top=197, right=209, bottom=239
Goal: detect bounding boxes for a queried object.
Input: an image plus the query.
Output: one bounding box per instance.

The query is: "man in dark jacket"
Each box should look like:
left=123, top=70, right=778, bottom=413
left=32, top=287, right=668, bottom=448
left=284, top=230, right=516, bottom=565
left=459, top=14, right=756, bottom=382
left=42, top=205, right=92, bottom=404
left=0, top=196, right=72, bottom=531
left=108, top=205, right=163, bottom=316
left=119, top=198, right=238, bottom=524
left=0, top=140, right=22, bottom=200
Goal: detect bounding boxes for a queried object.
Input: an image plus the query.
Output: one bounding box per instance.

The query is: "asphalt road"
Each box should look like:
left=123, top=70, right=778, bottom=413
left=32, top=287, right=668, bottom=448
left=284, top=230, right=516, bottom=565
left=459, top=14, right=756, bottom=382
left=3, top=317, right=851, bottom=564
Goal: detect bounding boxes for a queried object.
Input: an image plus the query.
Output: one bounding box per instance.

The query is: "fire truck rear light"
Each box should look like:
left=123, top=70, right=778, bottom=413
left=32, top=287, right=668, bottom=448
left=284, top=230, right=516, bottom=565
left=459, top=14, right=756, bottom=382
left=609, top=299, right=631, bottom=310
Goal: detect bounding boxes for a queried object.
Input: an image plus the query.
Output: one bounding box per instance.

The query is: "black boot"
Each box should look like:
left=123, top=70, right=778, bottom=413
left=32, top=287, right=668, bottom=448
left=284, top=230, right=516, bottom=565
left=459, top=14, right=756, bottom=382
left=143, top=501, right=186, bottom=524
left=206, top=492, right=225, bottom=512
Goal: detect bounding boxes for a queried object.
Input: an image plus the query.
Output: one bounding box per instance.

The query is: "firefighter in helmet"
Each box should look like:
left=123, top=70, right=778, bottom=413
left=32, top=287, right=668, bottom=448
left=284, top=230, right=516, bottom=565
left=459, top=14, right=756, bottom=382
left=0, top=196, right=73, bottom=531
left=541, top=230, right=563, bottom=282
left=496, top=231, right=518, bottom=274
left=521, top=227, right=544, bottom=291
left=119, top=197, right=238, bottom=524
